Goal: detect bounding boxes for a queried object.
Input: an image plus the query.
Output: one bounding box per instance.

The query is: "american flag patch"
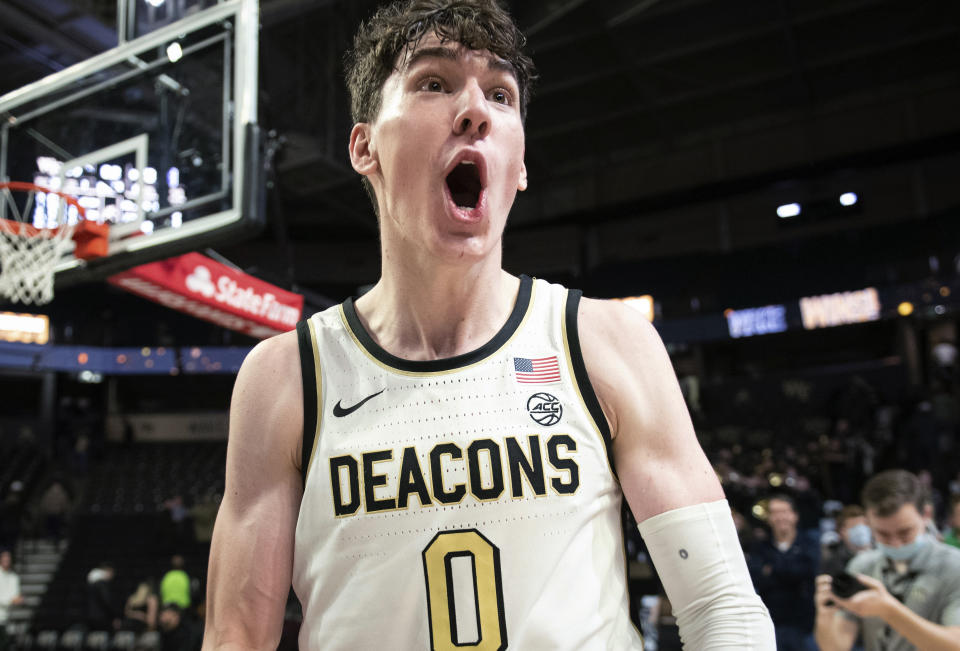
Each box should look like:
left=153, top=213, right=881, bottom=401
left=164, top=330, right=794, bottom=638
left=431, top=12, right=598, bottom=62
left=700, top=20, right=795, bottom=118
left=514, top=356, right=561, bottom=384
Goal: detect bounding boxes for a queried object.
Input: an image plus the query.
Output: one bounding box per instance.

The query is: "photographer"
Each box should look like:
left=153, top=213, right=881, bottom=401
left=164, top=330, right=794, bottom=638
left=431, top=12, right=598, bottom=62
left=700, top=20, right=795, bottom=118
left=815, top=469, right=960, bottom=651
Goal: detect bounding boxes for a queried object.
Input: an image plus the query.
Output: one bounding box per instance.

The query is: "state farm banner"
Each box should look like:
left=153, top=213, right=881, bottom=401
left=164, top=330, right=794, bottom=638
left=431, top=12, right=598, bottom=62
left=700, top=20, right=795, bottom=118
left=108, top=252, right=303, bottom=339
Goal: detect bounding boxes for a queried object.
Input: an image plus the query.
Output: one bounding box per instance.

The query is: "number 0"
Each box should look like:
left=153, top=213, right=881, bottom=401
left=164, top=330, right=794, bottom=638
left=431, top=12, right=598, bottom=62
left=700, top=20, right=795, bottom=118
left=422, top=529, right=507, bottom=650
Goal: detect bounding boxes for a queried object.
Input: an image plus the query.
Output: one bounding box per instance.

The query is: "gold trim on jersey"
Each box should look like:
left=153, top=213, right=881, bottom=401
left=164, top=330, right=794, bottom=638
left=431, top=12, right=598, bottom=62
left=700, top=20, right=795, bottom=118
left=560, top=291, right=619, bottom=480
left=337, top=281, right=538, bottom=377
left=304, top=316, right=324, bottom=482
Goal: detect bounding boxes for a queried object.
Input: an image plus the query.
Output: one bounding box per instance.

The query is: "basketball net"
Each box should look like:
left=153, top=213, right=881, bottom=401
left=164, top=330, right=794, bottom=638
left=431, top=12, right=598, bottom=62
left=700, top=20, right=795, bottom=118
left=0, top=182, right=83, bottom=305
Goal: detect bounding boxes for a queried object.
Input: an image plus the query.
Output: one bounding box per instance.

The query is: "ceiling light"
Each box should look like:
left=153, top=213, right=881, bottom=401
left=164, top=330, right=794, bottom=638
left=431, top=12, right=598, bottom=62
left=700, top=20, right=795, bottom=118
left=839, top=192, right=858, bottom=206
left=776, top=203, right=801, bottom=218
left=166, top=42, right=183, bottom=63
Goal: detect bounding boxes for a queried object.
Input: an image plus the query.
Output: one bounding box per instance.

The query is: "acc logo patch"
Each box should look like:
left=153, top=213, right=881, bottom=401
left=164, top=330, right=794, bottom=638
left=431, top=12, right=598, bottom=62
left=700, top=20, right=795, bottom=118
left=526, top=392, right=562, bottom=426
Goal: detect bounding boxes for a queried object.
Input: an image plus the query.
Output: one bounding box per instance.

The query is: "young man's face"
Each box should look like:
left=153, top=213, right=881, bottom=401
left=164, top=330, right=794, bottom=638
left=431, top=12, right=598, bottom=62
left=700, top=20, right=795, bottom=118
left=867, top=503, right=924, bottom=547
left=839, top=514, right=868, bottom=546
left=767, top=499, right=797, bottom=536
left=0, top=551, right=10, bottom=570
left=351, top=33, right=528, bottom=265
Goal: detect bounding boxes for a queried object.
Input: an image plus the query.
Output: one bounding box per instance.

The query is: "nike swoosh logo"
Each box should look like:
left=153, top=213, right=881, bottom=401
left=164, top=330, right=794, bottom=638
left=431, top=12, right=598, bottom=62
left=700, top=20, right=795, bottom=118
left=332, top=389, right=385, bottom=417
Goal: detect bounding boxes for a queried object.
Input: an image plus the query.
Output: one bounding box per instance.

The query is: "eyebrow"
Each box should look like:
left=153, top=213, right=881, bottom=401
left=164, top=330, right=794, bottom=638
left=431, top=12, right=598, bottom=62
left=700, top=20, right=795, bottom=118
left=404, top=46, right=517, bottom=79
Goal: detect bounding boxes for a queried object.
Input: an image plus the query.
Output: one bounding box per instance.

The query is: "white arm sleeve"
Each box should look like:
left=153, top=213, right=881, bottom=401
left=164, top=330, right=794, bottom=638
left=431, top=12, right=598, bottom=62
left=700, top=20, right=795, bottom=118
left=638, top=499, right=776, bottom=650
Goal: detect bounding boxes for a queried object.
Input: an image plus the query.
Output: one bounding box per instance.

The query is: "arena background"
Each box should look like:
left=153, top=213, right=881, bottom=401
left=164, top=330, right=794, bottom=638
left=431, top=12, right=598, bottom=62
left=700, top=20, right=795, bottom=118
left=0, top=0, right=958, bottom=649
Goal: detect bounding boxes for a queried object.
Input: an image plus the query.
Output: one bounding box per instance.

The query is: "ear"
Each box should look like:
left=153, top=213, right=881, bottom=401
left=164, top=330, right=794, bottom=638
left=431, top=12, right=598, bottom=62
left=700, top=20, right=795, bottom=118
left=517, top=158, right=528, bottom=192
left=349, top=123, right=378, bottom=177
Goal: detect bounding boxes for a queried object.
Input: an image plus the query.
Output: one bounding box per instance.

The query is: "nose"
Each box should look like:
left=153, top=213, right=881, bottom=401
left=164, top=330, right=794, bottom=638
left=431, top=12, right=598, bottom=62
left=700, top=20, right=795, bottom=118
left=453, top=80, right=490, bottom=139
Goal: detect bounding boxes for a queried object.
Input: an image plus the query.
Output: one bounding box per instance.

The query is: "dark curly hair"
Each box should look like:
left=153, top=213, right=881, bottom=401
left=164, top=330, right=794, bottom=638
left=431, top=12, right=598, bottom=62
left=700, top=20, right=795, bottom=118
left=345, top=0, right=537, bottom=125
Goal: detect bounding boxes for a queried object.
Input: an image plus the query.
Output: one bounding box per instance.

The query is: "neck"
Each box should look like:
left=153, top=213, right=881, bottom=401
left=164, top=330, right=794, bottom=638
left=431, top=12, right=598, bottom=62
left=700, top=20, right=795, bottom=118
left=355, top=253, right=519, bottom=361
left=774, top=529, right=796, bottom=546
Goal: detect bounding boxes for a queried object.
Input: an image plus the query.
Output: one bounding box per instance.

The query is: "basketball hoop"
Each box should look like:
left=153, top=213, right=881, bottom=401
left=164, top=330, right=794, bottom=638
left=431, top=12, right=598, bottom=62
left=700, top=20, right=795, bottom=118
left=0, top=182, right=108, bottom=305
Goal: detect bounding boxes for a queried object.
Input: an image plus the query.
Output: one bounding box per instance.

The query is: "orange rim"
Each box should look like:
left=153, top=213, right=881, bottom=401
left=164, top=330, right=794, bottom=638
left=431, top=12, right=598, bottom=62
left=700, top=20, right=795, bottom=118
left=0, top=181, right=88, bottom=220
left=0, top=182, right=108, bottom=259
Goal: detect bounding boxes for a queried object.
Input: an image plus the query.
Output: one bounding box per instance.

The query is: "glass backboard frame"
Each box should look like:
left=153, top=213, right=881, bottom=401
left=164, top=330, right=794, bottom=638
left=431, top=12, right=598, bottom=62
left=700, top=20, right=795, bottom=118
left=0, top=0, right=260, bottom=285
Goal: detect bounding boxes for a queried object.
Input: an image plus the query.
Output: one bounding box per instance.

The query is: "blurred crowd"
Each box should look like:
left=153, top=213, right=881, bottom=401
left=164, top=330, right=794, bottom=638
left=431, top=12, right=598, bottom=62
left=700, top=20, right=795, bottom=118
left=636, top=352, right=960, bottom=651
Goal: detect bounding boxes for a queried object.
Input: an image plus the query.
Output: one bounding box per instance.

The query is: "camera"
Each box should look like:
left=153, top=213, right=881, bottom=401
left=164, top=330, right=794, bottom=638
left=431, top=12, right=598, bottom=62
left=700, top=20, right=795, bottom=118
left=831, top=571, right=868, bottom=599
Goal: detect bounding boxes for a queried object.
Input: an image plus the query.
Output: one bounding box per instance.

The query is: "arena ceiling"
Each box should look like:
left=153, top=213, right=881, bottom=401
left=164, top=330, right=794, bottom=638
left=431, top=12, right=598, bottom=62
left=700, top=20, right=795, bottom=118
left=1, top=0, right=959, bottom=320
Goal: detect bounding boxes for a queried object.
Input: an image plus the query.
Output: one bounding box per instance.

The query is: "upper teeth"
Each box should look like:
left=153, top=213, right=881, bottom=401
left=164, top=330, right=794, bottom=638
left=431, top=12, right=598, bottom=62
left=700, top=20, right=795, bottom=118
left=461, top=160, right=475, bottom=165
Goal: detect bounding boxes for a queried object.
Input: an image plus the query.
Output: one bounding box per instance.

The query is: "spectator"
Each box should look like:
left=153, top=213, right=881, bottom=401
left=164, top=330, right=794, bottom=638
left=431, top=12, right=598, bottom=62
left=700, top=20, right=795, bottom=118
left=85, top=562, right=121, bottom=632
left=123, top=581, right=159, bottom=633
left=815, top=469, right=960, bottom=650
left=158, top=604, right=202, bottom=651
left=944, top=495, right=960, bottom=550
left=160, top=555, right=191, bottom=609
left=748, top=494, right=820, bottom=651
left=38, top=479, right=71, bottom=545
left=821, top=505, right=873, bottom=576
left=0, top=549, right=25, bottom=651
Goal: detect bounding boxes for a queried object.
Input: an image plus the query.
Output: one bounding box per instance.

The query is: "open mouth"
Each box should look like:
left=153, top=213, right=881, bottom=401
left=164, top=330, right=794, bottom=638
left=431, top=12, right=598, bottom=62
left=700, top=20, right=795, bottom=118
left=445, top=161, right=483, bottom=210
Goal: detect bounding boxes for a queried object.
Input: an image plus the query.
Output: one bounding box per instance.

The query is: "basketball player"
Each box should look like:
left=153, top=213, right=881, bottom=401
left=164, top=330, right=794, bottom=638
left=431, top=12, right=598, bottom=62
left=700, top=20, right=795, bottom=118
left=203, top=1, right=775, bottom=649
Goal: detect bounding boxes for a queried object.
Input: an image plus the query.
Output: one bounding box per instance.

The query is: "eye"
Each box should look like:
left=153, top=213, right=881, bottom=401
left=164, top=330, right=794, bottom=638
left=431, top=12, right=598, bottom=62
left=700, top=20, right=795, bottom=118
left=418, top=77, right=445, bottom=93
left=490, top=88, right=513, bottom=105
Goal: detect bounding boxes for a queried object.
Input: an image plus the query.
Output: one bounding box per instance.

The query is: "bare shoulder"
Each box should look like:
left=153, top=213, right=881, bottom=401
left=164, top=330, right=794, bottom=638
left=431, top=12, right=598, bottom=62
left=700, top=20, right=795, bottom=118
left=575, top=297, right=675, bottom=436
left=229, top=329, right=303, bottom=475
left=575, top=296, right=722, bottom=521
left=237, top=328, right=301, bottom=381
left=577, top=296, right=663, bottom=359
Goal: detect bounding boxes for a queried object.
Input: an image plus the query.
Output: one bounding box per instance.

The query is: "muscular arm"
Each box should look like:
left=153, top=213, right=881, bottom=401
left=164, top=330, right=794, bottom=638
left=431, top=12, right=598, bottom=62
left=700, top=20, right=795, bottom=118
left=203, top=332, right=304, bottom=651
left=578, top=299, right=721, bottom=519
left=579, top=298, right=774, bottom=649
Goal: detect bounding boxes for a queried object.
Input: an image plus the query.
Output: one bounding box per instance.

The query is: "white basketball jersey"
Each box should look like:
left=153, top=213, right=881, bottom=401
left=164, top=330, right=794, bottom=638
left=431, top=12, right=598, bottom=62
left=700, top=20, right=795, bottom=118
left=292, top=275, right=642, bottom=650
